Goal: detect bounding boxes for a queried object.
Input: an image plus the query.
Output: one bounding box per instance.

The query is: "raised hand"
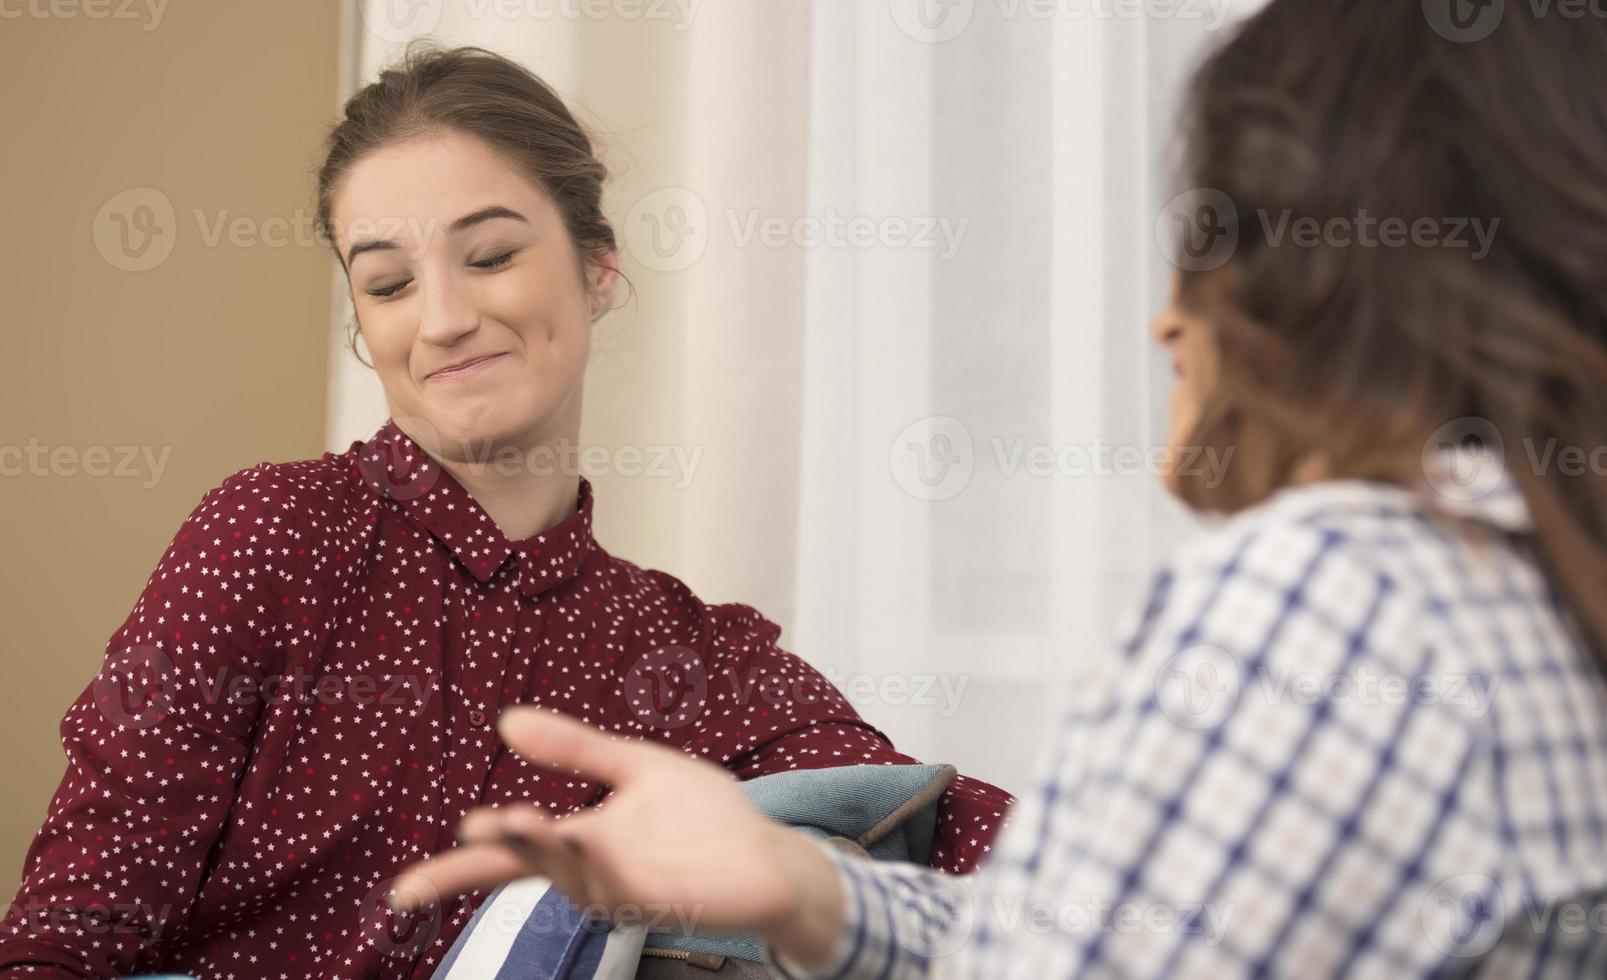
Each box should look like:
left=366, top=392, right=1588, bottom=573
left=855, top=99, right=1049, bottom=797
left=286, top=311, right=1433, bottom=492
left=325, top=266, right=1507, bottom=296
left=388, top=707, right=844, bottom=965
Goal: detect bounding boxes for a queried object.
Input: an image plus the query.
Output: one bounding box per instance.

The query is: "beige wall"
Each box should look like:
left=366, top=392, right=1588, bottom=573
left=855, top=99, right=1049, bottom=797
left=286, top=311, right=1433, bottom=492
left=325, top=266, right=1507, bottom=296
left=0, top=3, right=341, bottom=898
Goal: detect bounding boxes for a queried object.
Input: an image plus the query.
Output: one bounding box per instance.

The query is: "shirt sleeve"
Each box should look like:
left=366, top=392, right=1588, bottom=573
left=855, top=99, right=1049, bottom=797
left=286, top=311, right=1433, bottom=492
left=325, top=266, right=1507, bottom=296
left=657, top=599, right=1014, bottom=876
left=0, top=475, right=295, bottom=978
left=770, top=519, right=1499, bottom=979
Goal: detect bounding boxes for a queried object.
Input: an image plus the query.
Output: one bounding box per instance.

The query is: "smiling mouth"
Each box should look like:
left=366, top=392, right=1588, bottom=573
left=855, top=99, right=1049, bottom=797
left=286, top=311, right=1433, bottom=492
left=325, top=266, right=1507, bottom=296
left=428, top=352, right=508, bottom=382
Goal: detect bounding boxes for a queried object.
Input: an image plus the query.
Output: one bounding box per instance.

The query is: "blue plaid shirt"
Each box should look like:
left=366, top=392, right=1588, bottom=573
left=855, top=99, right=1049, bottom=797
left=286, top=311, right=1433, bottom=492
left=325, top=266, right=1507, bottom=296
left=780, top=464, right=1607, bottom=978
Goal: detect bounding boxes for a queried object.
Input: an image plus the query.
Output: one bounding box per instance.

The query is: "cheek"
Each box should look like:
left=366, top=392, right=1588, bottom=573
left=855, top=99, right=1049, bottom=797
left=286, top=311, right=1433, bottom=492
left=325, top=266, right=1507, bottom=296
left=1169, top=334, right=1218, bottom=438
left=500, top=267, right=594, bottom=356
left=1168, top=379, right=1200, bottom=439
left=357, top=309, right=416, bottom=376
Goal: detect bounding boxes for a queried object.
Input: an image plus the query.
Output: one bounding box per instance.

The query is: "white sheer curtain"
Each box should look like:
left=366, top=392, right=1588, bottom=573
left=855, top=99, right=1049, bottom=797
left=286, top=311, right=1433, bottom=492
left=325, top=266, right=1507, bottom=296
left=792, top=2, right=1261, bottom=795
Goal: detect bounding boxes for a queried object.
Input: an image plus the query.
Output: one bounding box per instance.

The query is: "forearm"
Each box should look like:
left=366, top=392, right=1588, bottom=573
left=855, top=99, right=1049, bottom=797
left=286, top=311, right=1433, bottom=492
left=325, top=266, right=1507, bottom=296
left=1, top=829, right=189, bottom=976
left=0, top=887, right=139, bottom=977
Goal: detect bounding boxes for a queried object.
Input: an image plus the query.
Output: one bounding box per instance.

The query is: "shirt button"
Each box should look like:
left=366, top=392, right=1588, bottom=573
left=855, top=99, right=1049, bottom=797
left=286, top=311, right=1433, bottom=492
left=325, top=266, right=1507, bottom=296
left=467, top=708, right=488, bottom=727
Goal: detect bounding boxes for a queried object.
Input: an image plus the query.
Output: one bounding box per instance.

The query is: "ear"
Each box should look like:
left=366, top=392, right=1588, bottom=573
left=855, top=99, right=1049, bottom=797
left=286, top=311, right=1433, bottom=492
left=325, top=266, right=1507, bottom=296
left=586, top=248, right=621, bottom=320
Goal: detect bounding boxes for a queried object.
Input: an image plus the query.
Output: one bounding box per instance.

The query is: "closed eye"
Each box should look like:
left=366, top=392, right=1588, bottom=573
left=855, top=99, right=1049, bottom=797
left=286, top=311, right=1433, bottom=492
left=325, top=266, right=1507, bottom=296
left=363, top=250, right=522, bottom=299
left=472, top=249, right=519, bottom=270
left=367, top=278, right=410, bottom=299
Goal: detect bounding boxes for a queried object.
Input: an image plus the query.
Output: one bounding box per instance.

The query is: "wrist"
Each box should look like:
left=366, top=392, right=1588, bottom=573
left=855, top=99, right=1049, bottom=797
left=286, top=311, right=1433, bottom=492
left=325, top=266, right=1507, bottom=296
left=757, top=826, right=848, bottom=971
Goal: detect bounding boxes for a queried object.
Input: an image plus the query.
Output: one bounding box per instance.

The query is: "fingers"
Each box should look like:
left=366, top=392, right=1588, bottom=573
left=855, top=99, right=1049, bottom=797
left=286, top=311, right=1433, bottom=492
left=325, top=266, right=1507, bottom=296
left=390, top=804, right=582, bottom=910
left=497, top=707, right=669, bottom=785
left=560, top=822, right=636, bottom=914
left=456, top=806, right=511, bottom=845
left=389, top=842, right=534, bottom=912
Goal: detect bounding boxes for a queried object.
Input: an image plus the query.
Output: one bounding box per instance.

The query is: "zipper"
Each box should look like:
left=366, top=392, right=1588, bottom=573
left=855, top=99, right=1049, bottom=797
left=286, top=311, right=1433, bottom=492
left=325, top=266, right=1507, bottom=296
left=639, top=947, right=729, bottom=970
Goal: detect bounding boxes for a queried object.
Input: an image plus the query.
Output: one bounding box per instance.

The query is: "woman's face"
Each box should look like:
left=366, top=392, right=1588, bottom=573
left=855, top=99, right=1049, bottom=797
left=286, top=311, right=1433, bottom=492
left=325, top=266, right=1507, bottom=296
left=330, top=129, right=616, bottom=462
left=1151, top=273, right=1218, bottom=495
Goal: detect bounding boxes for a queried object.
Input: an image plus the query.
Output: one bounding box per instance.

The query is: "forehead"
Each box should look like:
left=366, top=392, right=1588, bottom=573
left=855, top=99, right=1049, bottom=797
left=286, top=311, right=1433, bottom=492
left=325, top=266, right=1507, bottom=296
left=331, top=129, right=549, bottom=250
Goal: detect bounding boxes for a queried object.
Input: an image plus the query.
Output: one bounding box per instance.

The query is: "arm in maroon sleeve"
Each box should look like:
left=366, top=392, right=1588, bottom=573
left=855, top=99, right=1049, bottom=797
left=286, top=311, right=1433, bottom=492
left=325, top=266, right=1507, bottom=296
left=0, top=476, right=290, bottom=977
left=678, top=601, right=1014, bottom=875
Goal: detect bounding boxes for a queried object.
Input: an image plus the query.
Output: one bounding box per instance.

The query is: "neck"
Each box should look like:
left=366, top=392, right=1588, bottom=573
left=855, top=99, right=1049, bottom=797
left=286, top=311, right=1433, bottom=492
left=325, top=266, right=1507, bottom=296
left=443, top=458, right=581, bottom=543
left=401, top=401, right=584, bottom=542
left=1287, top=452, right=1330, bottom=486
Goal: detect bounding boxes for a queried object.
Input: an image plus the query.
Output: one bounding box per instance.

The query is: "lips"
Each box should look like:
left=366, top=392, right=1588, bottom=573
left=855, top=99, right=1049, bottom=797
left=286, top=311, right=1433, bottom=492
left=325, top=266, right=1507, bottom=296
left=428, top=352, right=508, bottom=381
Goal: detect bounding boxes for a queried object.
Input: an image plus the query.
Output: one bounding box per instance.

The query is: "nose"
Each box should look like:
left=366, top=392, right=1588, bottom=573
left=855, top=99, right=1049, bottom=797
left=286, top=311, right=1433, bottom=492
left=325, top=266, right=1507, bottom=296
left=1151, top=306, right=1185, bottom=348
left=416, top=266, right=481, bottom=347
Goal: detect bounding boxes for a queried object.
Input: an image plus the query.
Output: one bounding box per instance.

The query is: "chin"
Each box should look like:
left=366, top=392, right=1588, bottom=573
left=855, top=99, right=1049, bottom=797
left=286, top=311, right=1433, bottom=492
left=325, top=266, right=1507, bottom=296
left=428, top=394, right=559, bottom=456
left=1158, top=444, right=1183, bottom=497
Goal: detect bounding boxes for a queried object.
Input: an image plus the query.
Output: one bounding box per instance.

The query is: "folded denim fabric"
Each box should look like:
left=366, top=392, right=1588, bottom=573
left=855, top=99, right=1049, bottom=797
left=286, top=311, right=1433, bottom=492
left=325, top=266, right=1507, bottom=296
left=432, top=762, right=956, bottom=980
left=432, top=875, right=646, bottom=980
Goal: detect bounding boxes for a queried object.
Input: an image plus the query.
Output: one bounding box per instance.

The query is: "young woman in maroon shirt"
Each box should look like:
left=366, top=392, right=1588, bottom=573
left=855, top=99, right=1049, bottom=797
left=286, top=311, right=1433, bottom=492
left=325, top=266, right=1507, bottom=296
left=0, top=44, right=1011, bottom=979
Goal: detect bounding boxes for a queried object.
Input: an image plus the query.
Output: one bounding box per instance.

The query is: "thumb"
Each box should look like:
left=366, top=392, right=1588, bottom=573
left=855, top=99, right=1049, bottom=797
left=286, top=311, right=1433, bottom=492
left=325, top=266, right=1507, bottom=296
left=497, top=707, right=665, bottom=785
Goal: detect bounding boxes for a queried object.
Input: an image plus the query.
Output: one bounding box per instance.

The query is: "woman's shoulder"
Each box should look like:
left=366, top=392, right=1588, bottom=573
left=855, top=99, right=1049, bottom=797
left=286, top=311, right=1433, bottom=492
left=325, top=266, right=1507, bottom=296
left=1169, top=477, right=1450, bottom=588
left=177, top=440, right=380, bottom=569
left=592, top=551, right=783, bottom=650
left=1128, top=480, right=1442, bottom=674
left=1143, top=474, right=1570, bottom=689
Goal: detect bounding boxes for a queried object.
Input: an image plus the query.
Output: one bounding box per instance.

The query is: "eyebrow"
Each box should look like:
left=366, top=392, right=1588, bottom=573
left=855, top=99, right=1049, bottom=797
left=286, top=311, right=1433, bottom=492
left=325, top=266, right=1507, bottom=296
left=344, top=205, right=529, bottom=268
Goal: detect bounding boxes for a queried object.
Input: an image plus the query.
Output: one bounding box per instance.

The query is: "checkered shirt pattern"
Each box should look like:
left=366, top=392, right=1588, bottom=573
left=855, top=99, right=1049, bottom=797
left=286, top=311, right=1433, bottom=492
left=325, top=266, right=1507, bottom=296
left=779, top=466, right=1607, bottom=979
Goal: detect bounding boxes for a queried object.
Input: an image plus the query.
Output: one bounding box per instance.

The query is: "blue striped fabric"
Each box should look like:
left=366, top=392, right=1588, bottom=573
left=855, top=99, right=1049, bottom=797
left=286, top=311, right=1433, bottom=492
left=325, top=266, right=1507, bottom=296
left=432, top=875, right=643, bottom=980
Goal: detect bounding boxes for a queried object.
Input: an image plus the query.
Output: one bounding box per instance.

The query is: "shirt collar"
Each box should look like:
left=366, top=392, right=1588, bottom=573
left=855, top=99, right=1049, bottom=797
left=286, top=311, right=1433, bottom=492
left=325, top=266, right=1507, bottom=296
left=1417, top=442, right=1533, bottom=533
left=1257, top=443, right=1534, bottom=535
left=355, top=418, right=598, bottom=599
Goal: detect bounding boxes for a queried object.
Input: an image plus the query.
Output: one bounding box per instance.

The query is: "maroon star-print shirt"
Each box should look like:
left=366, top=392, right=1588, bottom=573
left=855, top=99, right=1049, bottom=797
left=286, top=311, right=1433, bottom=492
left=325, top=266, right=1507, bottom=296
left=0, top=419, right=1011, bottom=979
